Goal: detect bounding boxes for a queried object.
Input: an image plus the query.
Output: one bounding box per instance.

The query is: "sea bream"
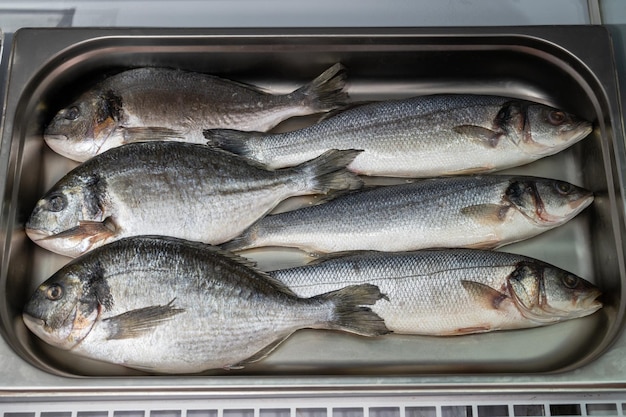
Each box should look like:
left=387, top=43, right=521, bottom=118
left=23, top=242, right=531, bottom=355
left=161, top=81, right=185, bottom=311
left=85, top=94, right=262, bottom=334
left=222, top=175, right=593, bottom=254
left=204, top=95, right=592, bottom=177
left=269, top=249, right=602, bottom=335
left=44, top=64, right=348, bottom=162
left=22, top=236, right=389, bottom=374
left=25, top=141, right=362, bottom=258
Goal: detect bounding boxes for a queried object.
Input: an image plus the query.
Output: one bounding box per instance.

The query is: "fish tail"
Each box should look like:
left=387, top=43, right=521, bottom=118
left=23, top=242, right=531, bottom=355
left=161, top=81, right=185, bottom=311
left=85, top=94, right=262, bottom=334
left=313, top=284, right=390, bottom=337
left=203, top=129, right=262, bottom=160
left=293, top=149, right=363, bottom=195
left=294, top=63, right=349, bottom=112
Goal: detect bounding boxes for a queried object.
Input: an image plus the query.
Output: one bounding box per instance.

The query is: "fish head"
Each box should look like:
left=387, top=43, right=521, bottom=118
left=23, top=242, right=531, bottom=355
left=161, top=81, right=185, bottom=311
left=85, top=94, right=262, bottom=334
left=517, top=103, right=592, bottom=155
left=505, top=178, right=594, bottom=226
left=507, top=262, right=602, bottom=324
left=23, top=264, right=104, bottom=350
left=44, top=91, right=123, bottom=162
left=25, top=174, right=109, bottom=256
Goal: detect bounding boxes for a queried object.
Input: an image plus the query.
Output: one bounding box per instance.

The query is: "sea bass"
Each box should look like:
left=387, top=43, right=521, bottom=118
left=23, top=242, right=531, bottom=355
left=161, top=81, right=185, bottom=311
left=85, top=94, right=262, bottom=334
left=204, top=95, right=592, bottom=177
left=270, top=249, right=602, bottom=335
left=25, top=142, right=362, bottom=258
left=22, top=236, right=389, bottom=373
left=222, top=175, right=593, bottom=254
left=44, top=64, right=348, bottom=162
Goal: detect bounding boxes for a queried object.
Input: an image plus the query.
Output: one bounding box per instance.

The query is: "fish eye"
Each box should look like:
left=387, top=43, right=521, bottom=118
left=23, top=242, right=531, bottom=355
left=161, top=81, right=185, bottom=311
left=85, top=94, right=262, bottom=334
left=547, top=111, right=566, bottom=126
left=46, top=194, right=67, bottom=212
left=45, top=284, right=64, bottom=301
left=554, top=182, right=573, bottom=195
left=561, top=274, right=579, bottom=289
left=64, top=106, right=80, bottom=121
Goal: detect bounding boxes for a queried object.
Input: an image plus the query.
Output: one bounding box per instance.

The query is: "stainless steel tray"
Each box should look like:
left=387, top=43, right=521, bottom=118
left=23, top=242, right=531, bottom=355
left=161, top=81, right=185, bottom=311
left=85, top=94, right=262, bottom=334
left=0, top=27, right=625, bottom=393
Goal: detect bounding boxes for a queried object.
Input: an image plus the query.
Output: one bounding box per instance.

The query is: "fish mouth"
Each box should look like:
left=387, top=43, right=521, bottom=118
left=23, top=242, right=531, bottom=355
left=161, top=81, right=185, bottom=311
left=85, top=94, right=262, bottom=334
left=43, top=133, right=89, bottom=162
left=43, top=133, right=69, bottom=142
left=570, top=192, right=595, bottom=211
left=25, top=227, right=54, bottom=242
left=513, top=286, right=603, bottom=322
left=556, top=289, right=604, bottom=320
left=562, top=122, right=593, bottom=142
left=548, top=192, right=595, bottom=224
left=23, top=312, right=76, bottom=350
left=529, top=122, right=593, bottom=156
left=580, top=289, right=603, bottom=312
left=535, top=192, right=594, bottom=225
left=22, top=313, right=45, bottom=332
left=25, top=227, right=89, bottom=258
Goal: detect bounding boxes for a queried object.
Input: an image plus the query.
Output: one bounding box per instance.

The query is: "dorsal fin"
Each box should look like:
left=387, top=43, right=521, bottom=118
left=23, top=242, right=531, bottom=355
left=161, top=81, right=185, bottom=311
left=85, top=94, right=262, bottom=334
left=304, top=250, right=376, bottom=265
left=316, top=100, right=379, bottom=122
left=144, top=235, right=300, bottom=297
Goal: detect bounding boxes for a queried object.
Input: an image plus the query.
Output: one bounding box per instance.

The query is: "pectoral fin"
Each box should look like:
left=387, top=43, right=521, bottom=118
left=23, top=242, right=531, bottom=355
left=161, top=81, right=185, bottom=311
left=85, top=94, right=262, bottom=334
left=105, top=299, right=185, bottom=340
left=460, top=203, right=510, bottom=225
left=122, top=127, right=185, bottom=143
left=47, top=218, right=118, bottom=244
left=46, top=219, right=117, bottom=255
left=453, top=125, right=501, bottom=147
left=461, top=280, right=509, bottom=310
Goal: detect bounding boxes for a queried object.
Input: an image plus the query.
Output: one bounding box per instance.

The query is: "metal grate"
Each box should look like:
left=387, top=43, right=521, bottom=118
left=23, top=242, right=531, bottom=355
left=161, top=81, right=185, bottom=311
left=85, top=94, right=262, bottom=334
left=3, top=394, right=626, bottom=417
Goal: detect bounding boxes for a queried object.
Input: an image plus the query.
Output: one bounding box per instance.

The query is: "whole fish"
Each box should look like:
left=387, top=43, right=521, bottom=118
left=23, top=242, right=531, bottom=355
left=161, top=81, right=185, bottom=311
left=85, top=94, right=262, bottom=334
left=44, top=64, right=348, bottom=162
left=204, top=95, right=592, bottom=177
left=270, top=249, right=602, bottom=335
left=22, top=236, right=389, bottom=373
left=25, top=141, right=362, bottom=258
left=222, top=175, right=593, bottom=253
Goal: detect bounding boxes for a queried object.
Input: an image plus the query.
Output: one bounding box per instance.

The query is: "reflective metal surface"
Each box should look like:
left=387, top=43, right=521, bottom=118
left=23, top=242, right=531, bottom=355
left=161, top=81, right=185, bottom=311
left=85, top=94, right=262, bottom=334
left=0, top=27, right=624, bottom=393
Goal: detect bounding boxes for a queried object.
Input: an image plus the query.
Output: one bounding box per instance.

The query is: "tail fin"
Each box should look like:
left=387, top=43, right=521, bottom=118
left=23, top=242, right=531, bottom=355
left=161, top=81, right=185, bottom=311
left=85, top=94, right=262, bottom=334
left=313, top=284, right=390, bottom=337
left=294, top=63, right=349, bottom=113
left=204, top=129, right=263, bottom=160
left=290, top=149, right=363, bottom=195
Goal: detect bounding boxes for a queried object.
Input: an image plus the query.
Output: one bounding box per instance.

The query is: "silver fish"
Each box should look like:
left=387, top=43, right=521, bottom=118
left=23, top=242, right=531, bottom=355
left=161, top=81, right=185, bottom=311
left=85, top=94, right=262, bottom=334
left=222, top=175, right=593, bottom=254
left=44, top=64, right=348, bottom=162
left=270, top=249, right=602, bottom=335
left=22, top=236, right=389, bottom=373
left=204, top=95, right=592, bottom=177
left=25, top=142, right=362, bottom=258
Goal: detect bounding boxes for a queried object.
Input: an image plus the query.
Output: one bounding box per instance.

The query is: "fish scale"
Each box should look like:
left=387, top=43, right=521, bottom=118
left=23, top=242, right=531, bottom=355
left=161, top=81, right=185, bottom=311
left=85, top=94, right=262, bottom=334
left=43, top=64, right=348, bottom=162
left=22, top=236, right=389, bottom=374
left=222, top=175, right=594, bottom=254
left=204, top=94, right=592, bottom=177
left=25, top=141, right=363, bottom=258
left=270, top=249, right=602, bottom=335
